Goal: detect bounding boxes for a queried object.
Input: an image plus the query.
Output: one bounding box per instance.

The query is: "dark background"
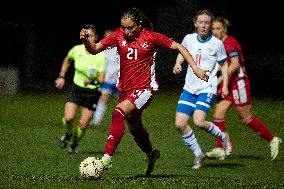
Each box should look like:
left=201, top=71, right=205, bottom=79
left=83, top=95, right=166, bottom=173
left=0, top=0, right=283, bottom=98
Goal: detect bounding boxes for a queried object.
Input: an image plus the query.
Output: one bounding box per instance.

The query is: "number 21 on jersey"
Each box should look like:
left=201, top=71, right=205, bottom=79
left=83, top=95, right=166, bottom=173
left=127, top=48, right=138, bottom=60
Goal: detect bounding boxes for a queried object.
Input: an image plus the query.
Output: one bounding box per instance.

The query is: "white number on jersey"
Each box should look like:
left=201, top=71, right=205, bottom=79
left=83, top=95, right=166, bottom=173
left=127, top=48, right=138, bottom=60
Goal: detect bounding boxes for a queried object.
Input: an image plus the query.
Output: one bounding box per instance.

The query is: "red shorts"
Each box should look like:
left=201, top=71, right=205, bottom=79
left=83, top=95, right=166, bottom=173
left=119, top=89, right=154, bottom=112
left=218, top=78, right=252, bottom=106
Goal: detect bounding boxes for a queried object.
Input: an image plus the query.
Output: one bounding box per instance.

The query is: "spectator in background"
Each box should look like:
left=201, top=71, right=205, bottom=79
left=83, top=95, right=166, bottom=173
left=55, top=24, right=106, bottom=154
left=92, top=29, right=120, bottom=128
left=173, top=9, right=230, bottom=170
left=206, top=17, right=281, bottom=161
left=80, top=7, right=209, bottom=176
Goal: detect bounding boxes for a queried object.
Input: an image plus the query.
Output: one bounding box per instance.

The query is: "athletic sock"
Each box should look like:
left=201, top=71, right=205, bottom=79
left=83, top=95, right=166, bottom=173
left=104, top=107, right=126, bottom=156
left=246, top=117, right=274, bottom=141
left=214, top=119, right=226, bottom=148
left=129, top=125, right=153, bottom=154
left=71, top=126, right=86, bottom=146
left=93, top=100, right=107, bottom=126
left=182, top=130, right=203, bottom=157
left=207, top=122, right=225, bottom=140
left=62, top=117, right=73, bottom=137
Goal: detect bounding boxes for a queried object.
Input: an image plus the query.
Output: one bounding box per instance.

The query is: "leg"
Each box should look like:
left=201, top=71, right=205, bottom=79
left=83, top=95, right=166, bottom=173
left=176, top=112, right=205, bottom=169
left=175, top=90, right=205, bottom=169
left=59, top=102, right=78, bottom=149
left=126, top=111, right=160, bottom=176
left=93, top=91, right=111, bottom=127
left=193, top=111, right=230, bottom=156
left=101, top=100, right=134, bottom=168
left=206, top=100, right=233, bottom=159
left=236, top=104, right=281, bottom=160
left=69, top=107, right=93, bottom=154
left=237, top=104, right=274, bottom=141
left=126, top=111, right=153, bottom=154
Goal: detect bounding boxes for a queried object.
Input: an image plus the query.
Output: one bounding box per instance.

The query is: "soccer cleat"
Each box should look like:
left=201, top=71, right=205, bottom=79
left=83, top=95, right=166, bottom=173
left=221, top=134, right=231, bottom=156
left=270, top=137, right=282, bottom=161
left=206, top=148, right=226, bottom=160
left=59, top=134, right=70, bottom=149
left=145, top=149, right=160, bottom=177
left=68, top=144, right=78, bottom=155
left=192, top=153, right=206, bottom=169
left=100, top=158, right=112, bottom=170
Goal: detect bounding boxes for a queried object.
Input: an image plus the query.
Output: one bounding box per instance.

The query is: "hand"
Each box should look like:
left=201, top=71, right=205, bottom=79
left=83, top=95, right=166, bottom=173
left=80, top=28, right=89, bottom=42
left=84, top=79, right=92, bottom=86
left=173, top=63, right=182, bottom=75
left=84, top=79, right=99, bottom=86
left=221, top=86, right=229, bottom=98
left=193, top=67, right=209, bottom=82
left=55, top=78, right=65, bottom=90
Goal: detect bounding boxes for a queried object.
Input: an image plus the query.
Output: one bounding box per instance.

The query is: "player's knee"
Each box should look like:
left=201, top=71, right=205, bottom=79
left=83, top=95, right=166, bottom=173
left=175, top=120, right=187, bottom=131
left=238, top=113, right=252, bottom=124
left=213, top=111, right=225, bottom=120
left=64, top=116, right=74, bottom=123
left=193, top=118, right=205, bottom=128
left=79, top=119, right=89, bottom=129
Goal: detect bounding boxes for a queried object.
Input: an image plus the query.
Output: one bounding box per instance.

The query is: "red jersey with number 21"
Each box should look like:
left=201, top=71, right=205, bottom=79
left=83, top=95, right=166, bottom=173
left=100, top=28, right=173, bottom=92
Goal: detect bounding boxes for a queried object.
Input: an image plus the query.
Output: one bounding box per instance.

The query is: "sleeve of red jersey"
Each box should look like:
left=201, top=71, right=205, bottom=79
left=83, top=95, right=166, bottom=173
left=100, top=29, right=118, bottom=49
left=153, top=32, right=174, bottom=48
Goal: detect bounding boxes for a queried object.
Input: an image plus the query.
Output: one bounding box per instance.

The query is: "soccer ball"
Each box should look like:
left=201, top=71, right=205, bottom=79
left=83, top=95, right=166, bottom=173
left=79, top=157, right=104, bottom=180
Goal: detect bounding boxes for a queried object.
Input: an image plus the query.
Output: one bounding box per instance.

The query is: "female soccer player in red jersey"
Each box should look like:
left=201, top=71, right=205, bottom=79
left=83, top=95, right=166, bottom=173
left=207, top=17, right=281, bottom=161
left=80, top=7, right=209, bottom=176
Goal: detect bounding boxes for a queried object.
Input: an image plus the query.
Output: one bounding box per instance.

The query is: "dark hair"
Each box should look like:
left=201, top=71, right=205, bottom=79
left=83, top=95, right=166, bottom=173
left=83, top=24, right=97, bottom=34
left=121, top=7, right=153, bottom=31
left=193, top=9, right=215, bottom=23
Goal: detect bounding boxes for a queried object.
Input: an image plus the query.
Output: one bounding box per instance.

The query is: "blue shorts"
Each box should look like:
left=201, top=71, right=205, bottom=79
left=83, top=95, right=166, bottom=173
left=100, top=82, right=119, bottom=96
left=176, top=90, right=216, bottom=116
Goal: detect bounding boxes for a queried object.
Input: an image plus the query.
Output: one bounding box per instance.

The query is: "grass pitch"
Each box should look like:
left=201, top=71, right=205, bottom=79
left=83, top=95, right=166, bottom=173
left=0, top=92, right=283, bottom=188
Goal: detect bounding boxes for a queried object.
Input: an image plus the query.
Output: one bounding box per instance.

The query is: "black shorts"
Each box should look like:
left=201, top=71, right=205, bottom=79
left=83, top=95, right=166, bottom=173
left=67, top=83, right=101, bottom=111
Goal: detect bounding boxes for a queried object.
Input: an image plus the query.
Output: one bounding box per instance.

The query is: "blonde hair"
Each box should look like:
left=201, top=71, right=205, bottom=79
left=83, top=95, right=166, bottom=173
left=213, top=17, right=230, bottom=33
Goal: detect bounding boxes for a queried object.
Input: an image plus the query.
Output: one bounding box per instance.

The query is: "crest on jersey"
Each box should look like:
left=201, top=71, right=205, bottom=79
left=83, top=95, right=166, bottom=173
left=141, top=42, right=148, bottom=49
left=122, top=41, right=126, bottom=47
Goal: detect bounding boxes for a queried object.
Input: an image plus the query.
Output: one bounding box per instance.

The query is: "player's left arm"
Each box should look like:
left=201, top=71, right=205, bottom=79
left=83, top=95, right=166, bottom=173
left=218, top=55, right=240, bottom=85
left=228, top=56, right=240, bottom=76
left=220, top=61, right=229, bottom=98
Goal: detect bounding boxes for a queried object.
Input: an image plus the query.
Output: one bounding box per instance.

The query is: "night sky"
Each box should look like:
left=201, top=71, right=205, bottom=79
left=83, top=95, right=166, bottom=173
left=1, top=0, right=282, bottom=53
left=1, top=0, right=283, bottom=95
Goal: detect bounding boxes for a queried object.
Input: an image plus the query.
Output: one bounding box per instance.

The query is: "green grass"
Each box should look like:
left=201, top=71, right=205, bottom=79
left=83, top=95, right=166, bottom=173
left=0, top=92, right=283, bottom=188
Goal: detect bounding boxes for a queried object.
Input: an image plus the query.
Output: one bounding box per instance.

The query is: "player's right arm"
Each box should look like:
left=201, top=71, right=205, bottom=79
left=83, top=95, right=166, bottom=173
left=80, top=28, right=105, bottom=54
left=171, top=41, right=209, bottom=81
left=173, top=53, right=184, bottom=74
left=55, top=56, right=71, bottom=90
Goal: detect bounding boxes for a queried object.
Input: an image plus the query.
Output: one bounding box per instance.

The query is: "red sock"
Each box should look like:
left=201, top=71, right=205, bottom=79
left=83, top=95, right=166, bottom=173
left=104, top=107, right=125, bottom=156
left=246, top=117, right=274, bottom=142
left=214, top=119, right=226, bottom=148
left=129, top=126, right=153, bottom=154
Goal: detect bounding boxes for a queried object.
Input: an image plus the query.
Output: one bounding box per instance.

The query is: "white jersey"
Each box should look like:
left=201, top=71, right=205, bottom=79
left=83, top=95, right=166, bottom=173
left=104, top=47, right=120, bottom=84
left=181, top=33, right=227, bottom=94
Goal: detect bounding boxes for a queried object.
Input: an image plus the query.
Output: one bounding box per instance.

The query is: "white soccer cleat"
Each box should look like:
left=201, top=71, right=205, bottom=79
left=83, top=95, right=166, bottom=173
left=206, top=148, right=226, bottom=160
left=270, top=137, right=282, bottom=161
left=192, top=153, right=206, bottom=169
